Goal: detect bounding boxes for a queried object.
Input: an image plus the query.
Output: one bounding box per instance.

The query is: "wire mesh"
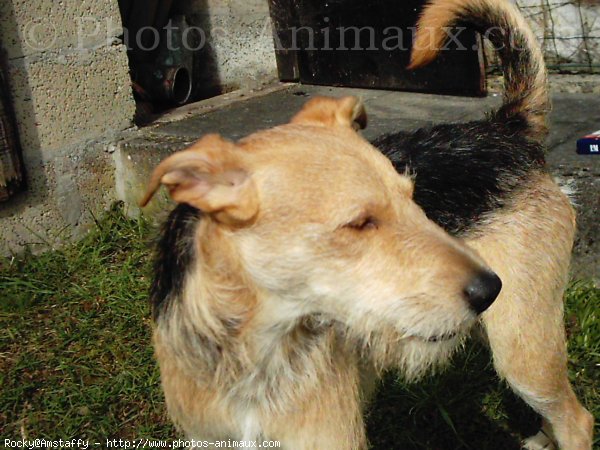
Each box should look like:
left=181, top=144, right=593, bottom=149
left=488, top=0, right=600, bottom=73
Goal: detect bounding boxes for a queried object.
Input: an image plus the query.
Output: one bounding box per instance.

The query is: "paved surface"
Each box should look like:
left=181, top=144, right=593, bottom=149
left=118, top=84, right=599, bottom=281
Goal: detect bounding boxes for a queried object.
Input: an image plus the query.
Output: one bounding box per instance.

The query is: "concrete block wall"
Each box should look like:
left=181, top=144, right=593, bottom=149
left=0, top=0, right=279, bottom=254
left=0, top=0, right=136, bottom=254
left=175, top=0, right=278, bottom=94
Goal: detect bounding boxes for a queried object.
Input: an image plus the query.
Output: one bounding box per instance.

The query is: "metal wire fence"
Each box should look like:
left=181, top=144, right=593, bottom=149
left=521, top=0, right=599, bottom=71
left=488, top=0, right=600, bottom=72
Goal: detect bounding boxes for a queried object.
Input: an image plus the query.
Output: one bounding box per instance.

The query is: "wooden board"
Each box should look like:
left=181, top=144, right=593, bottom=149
left=268, top=0, right=486, bottom=96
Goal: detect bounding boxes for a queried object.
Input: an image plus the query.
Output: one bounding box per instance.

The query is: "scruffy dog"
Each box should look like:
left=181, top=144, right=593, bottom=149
left=140, top=0, right=593, bottom=448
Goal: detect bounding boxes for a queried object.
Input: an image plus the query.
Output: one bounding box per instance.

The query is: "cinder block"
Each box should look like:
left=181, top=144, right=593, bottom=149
left=0, top=0, right=124, bottom=59
left=182, top=0, right=278, bottom=91
left=6, top=44, right=135, bottom=156
left=0, top=140, right=116, bottom=255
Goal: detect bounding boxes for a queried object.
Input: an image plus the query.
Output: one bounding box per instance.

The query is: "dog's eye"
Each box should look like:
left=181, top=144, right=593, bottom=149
left=345, top=215, right=378, bottom=231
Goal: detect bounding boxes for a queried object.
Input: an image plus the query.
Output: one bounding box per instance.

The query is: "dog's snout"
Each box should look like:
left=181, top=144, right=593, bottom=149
left=464, top=271, right=502, bottom=314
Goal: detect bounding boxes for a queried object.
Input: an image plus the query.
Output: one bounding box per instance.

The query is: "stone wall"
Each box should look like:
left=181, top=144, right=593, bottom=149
left=0, top=0, right=279, bottom=255
left=0, top=0, right=136, bottom=254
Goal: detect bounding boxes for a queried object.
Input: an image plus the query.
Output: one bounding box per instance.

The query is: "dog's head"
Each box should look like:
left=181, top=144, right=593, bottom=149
left=142, top=96, right=500, bottom=351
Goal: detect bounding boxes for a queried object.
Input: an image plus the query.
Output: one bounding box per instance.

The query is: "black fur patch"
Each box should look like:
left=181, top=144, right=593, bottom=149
left=373, top=117, right=546, bottom=235
left=150, top=204, right=202, bottom=321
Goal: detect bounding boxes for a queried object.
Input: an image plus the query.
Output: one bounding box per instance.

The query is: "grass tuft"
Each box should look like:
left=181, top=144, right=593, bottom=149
left=0, top=204, right=173, bottom=440
left=1, top=204, right=598, bottom=448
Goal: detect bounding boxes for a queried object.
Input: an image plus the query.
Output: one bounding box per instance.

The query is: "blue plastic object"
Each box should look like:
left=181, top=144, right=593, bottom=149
left=577, top=130, right=600, bottom=155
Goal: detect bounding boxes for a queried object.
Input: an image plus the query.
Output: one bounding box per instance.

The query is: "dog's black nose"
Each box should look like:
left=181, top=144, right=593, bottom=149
left=464, top=271, right=502, bottom=314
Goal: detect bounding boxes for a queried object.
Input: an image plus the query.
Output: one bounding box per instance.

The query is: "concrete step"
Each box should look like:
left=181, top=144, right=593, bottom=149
left=115, top=83, right=600, bottom=281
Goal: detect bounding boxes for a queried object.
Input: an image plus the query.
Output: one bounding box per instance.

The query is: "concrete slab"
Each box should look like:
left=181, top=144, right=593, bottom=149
left=118, top=84, right=599, bottom=280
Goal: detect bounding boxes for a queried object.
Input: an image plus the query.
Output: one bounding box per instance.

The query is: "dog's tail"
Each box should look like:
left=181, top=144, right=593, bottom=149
left=408, top=0, right=549, bottom=138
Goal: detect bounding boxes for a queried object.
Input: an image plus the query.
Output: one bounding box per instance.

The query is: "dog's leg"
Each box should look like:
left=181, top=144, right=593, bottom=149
left=484, top=295, right=593, bottom=450
left=468, top=179, right=593, bottom=450
left=522, top=420, right=556, bottom=450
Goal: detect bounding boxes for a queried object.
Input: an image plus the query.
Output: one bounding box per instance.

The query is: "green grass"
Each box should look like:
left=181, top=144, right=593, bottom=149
left=0, top=204, right=172, bottom=440
left=1, top=204, right=598, bottom=448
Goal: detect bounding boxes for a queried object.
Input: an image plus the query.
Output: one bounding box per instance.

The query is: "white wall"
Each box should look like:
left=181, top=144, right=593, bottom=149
left=516, top=0, right=600, bottom=67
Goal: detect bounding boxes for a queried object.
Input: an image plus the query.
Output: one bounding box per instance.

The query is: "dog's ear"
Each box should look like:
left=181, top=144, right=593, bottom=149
left=139, top=134, right=258, bottom=225
left=291, top=96, right=367, bottom=130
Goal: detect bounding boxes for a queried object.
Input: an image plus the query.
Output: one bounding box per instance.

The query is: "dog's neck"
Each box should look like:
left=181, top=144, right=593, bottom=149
left=156, top=218, right=332, bottom=388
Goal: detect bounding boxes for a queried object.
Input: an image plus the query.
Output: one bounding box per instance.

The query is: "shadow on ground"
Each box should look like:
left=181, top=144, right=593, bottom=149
left=366, top=341, right=540, bottom=450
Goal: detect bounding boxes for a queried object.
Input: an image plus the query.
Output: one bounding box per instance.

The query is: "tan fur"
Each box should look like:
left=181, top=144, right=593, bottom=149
left=143, top=93, right=591, bottom=448
left=467, top=174, right=593, bottom=450
left=406, top=1, right=592, bottom=445
left=140, top=134, right=259, bottom=225
left=291, top=96, right=368, bottom=130
left=144, top=97, right=499, bottom=449
left=142, top=7, right=592, bottom=442
left=409, top=0, right=549, bottom=137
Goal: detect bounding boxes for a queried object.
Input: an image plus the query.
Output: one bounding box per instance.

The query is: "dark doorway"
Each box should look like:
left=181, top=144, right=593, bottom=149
left=117, top=0, right=217, bottom=125
left=268, top=0, right=486, bottom=96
